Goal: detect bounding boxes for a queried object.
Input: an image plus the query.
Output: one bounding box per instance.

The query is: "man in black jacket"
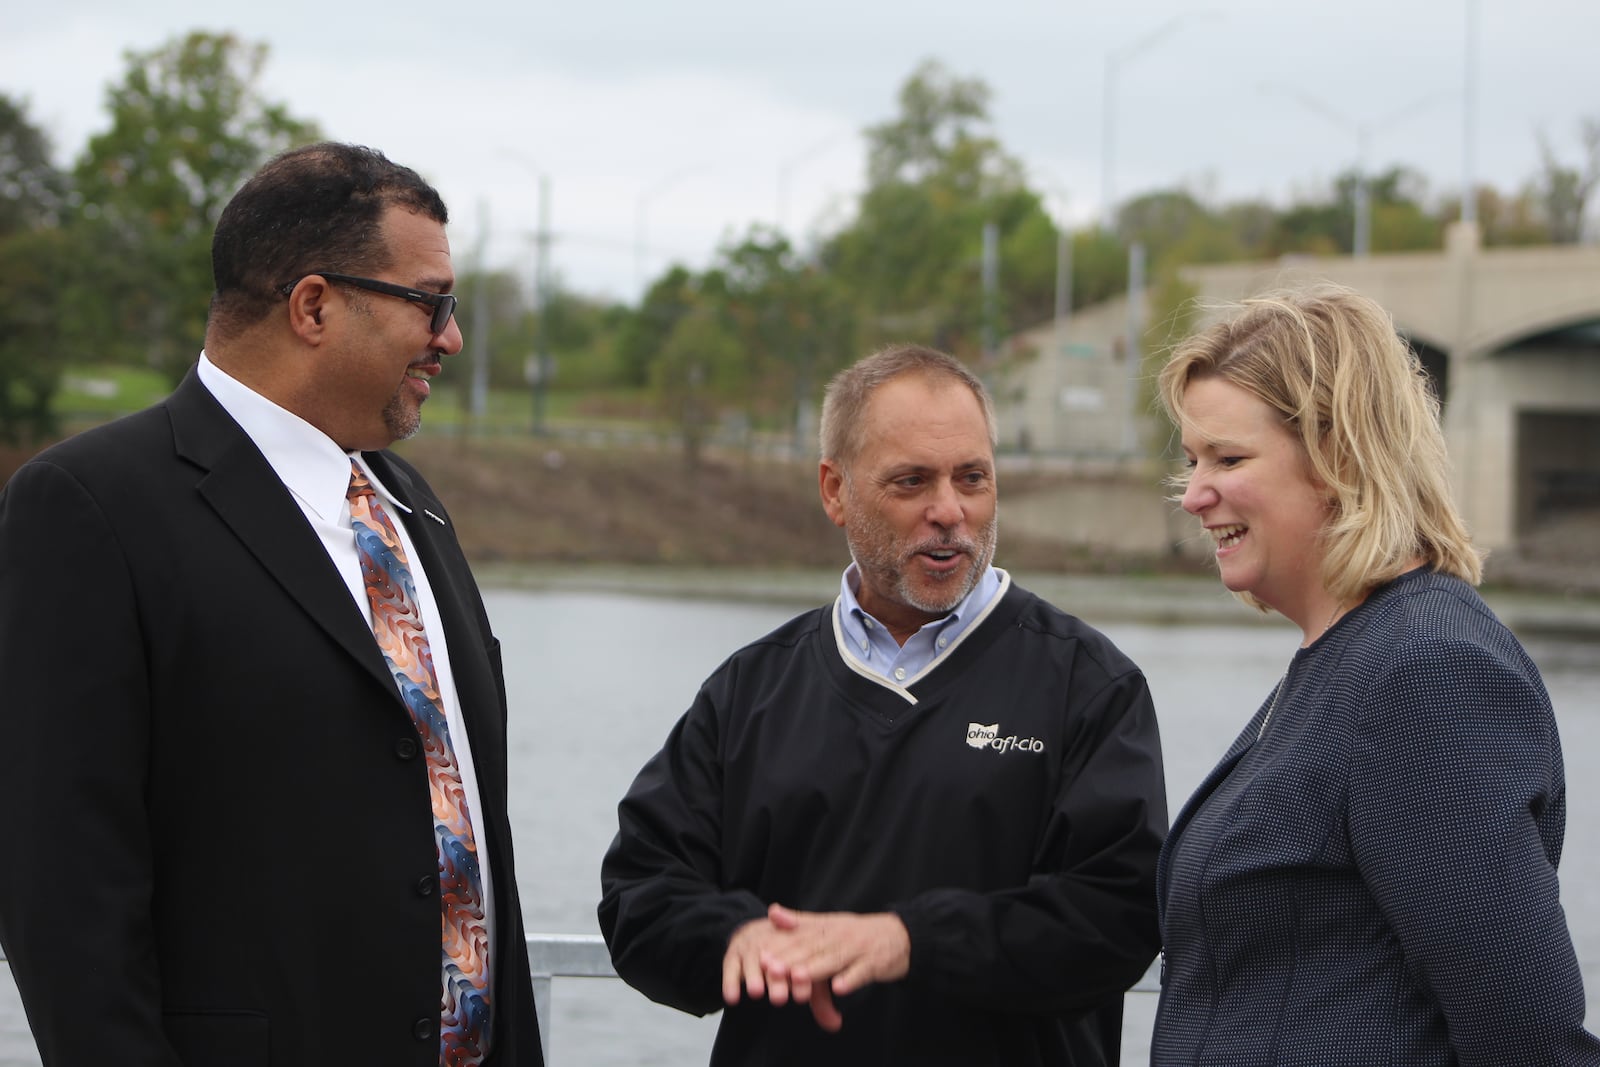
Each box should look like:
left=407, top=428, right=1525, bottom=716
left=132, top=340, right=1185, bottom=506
left=0, top=143, right=542, bottom=1067
left=600, top=344, right=1166, bottom=1066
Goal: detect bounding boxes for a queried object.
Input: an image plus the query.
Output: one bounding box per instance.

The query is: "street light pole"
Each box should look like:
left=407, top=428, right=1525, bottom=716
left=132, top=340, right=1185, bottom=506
left=1055, top=222, right=1072, bottom=327
left=634, top=167, right=699, bottom=295
left=531, top=173, right=552, bottom=436
left=1036, top=184, right=1072, bottom=328
left=499, top=150, right=555, bottom=435
left=1260, top=83, right=1449, bottom=256
left=777, top=130, right=849, bottom=235
left=469, top=199, right=491, bottom=424
left=1101, top=13, right=1213, bottom=232
left=1462, top=0, right=1480, bottom=226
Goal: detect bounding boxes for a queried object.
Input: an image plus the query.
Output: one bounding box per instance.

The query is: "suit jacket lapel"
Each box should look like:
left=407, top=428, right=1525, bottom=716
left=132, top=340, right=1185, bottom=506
left=165, top=371, right=400, bottom=699
left=1156, top=713, right=1266, bottom=915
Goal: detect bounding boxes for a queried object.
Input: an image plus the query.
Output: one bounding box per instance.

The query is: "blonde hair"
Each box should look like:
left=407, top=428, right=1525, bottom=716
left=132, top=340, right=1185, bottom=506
left=1158, top=284, right=1482, bottom=611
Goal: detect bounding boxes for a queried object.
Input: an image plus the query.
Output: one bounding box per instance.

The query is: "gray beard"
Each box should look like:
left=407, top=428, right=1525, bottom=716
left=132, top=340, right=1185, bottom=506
left=847, top=511, right=999, bottom=617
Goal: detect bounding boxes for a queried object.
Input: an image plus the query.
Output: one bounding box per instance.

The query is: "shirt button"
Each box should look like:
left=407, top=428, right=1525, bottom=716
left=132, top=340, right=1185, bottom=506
left=859, top=641, right=869, bottom=652
left=894, top=667, right=907, bottom=681
left=937, top=637, right=948, bottom=649
left=415, top=876, right=436, bottom=897
left=413, top=1017, right=435, bottom=1041
left=394, top=737, right=418, bottom=760
left=863, top=618, right=873, bottom=628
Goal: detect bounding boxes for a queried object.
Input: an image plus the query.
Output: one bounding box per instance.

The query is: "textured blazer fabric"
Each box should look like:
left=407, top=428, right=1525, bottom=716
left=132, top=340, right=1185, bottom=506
left=1152, top=568, right=1600, bottom=1066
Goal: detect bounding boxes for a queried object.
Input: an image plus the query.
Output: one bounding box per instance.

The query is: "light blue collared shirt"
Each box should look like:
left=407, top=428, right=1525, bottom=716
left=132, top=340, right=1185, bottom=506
left=836, top=562, right=1005, bottom=687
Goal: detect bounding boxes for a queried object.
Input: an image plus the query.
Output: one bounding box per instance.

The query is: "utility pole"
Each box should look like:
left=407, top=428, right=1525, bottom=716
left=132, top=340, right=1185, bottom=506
left=1054, top=224, right=1073, bottom=328
left=777, top=130, right=848, bottom=235
left=1101, top=14, right=1214, bottom=231
left=531, top=174, right=552, bottom=435
left=635, top=167, right=698, bottom=296
left=1462, top=0, right=1480, bottom=226
left=1260, top=82, right=1449, bottom=257
left=1123, top=242, right=1147, bottom=457
left=466, top=199, right=491, bottom=429
left=981, top=221, right=1000, bottom=364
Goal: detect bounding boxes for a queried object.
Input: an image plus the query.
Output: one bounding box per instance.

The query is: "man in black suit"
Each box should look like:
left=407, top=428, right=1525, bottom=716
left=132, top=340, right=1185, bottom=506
left=0, top=143, right=542, bottom=1066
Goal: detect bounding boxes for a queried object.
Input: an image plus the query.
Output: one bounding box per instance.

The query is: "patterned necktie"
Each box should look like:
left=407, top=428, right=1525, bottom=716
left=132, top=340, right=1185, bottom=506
left=348, top=462, right=491, bottom=1066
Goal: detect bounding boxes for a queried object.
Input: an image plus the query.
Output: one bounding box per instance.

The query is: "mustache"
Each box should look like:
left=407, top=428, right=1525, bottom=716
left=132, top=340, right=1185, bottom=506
left=908, top=534, right=980, bottom=557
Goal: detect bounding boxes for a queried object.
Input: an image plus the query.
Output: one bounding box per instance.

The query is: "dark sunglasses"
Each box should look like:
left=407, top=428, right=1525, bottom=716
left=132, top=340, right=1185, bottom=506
left=281, top=272, right=458, bottom=335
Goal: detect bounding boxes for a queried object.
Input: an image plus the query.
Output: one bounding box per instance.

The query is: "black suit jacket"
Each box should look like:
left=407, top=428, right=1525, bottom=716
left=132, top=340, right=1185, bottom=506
left=0, top=370, right=542, bottom=1066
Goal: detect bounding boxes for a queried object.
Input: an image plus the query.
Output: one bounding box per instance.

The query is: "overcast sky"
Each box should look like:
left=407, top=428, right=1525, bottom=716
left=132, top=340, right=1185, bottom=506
left=7, top=0, right=1597, bottom=302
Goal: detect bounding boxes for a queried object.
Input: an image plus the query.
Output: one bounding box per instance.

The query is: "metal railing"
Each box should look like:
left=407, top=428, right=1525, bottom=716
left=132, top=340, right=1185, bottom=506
left=528, top=934, right=1162, bottom=1064
left=527, top=933, right=620, bottom=1059
left=4, top=939, right=1161, bottom=1065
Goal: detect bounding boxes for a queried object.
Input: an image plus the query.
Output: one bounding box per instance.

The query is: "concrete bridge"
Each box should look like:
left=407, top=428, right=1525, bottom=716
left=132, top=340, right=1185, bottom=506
left=998, top=225, right=1600, bottom=569
left=1182, top=224, right=1600, bottom=556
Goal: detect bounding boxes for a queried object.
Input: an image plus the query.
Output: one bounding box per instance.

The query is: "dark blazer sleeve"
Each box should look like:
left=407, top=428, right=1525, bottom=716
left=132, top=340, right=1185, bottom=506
left=0, top=457, right=181, bottom=1064
left=1349, top=636, right=1598, bottom=1065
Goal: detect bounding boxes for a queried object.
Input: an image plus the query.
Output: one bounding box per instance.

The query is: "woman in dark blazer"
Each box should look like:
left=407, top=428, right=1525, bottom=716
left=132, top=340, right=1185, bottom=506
left=1151, top=284, right=1599, bottom=1065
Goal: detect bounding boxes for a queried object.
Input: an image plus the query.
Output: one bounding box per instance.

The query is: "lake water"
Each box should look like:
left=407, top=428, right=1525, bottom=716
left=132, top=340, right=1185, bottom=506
left=3, top=586, right=1596, bottom=1065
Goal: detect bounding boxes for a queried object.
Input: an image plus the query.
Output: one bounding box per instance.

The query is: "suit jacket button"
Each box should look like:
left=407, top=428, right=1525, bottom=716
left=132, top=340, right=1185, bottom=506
left=394, top=737, right=419, bottom=760
left=413, top=1016, right=435, bottom=1041
left=416, top=875, right=436, bottom=897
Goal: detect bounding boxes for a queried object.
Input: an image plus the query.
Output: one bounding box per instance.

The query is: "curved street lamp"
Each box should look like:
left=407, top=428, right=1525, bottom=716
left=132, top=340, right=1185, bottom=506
left=634, top=166, right=702, bottom=295
left=1260, top=82, right=1451, bottom=256
left=1100, top=12, right=1219, bottom=232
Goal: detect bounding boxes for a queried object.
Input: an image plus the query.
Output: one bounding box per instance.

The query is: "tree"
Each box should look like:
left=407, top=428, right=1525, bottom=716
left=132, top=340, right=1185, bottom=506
left=1114, top=189, right=1261, bottom=272
left=1531, top=118, right=1600, bottom=244
left=0, top=98, right=71, bottom=443
left=1463, top=186, right=1553, bottom=247
left=1070, top=228, right=1130, bottom=309
left=824, top=61, right=1051, bottom=360
left=1217, top=201, right=1281, bottom=256
left=864, top=60, right=994, bottom=189
left=71, top=31, right=318, bottom=381
left=1142, top=265, right=1201, bottom=457
left=453, top=268, right=533, bottom=390
left=653, top=304, right=745, bottom=469
left=614, top=265, right=696, bottom=387
left=0, top=227, right=72, bottom=443
left=1342, top=166, right=1440, bottom=253
left=709, top=226, right=859, bottom=446
left=0, top=95, right=68, bottom=237
left=1116, top=190, right=1213, bottom=258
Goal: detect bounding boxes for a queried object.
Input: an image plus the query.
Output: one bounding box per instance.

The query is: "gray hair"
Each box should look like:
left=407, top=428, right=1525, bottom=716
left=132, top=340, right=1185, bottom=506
left=818, top=344, right=998, bottom=466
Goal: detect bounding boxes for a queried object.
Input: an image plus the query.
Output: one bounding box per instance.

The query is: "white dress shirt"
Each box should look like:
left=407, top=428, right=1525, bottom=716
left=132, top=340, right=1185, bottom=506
left=196, top=353, right=496, bottom=977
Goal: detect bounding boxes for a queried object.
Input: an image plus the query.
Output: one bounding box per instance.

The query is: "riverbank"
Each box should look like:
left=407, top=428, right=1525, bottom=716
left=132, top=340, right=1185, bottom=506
left=476, top=562, right=1600, bottom=640
left=392, top=435, right=1210, bottom=576
left=5, top=433, right=1595, bottom=630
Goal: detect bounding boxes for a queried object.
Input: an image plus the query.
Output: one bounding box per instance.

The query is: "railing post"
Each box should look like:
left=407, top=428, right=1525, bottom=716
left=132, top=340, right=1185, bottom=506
left=532, top=972, right=553, bottom=1063
left=526, top=933, right=619, bottom=1066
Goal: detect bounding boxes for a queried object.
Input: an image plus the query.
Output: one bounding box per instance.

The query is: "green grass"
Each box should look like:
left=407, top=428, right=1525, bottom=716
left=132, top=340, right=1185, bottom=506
left=49, top=366, right=659, bottom=435
left=57, top=365, right=174, bottom=416
left=424, top=384, right=664, bottom=434
left=49, top=368, right=763, bottom=441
